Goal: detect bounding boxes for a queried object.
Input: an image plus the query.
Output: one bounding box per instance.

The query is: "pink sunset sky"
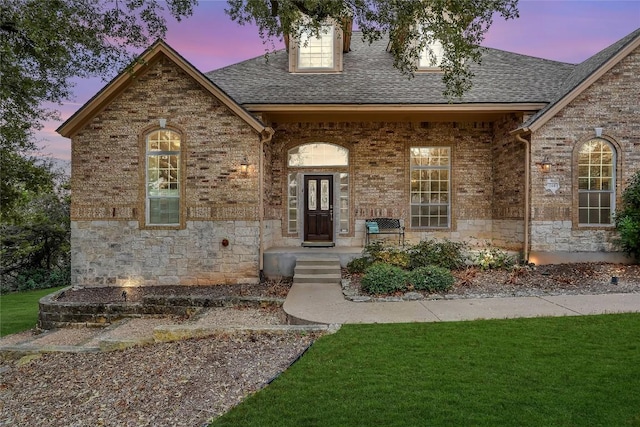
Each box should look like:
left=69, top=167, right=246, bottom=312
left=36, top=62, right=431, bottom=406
left=38, top=0, right=640, bottom=161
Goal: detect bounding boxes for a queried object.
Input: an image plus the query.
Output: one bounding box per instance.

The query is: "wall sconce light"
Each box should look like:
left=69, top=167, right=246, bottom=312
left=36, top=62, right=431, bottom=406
left=537, top=156, right=552, bottom=173
left=159, top=118, right=167, bottom=128
left=240, top=156, right=249, bottom=174
left=595, top=127, right=603, bottom=137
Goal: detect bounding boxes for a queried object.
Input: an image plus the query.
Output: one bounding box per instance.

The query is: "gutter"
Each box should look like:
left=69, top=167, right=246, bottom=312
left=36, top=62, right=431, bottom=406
left=514, top=132, right=531, bottom=262
left=259, top=127, right=275, bottom=280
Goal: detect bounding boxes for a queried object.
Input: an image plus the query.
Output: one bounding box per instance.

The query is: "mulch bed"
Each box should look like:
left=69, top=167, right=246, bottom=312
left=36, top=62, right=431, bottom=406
left=56, top=280, right=292, bottom=304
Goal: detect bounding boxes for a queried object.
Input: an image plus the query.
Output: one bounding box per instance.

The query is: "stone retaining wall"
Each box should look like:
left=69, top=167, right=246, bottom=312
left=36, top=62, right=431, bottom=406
left=38, top=288, right=285, bottom=330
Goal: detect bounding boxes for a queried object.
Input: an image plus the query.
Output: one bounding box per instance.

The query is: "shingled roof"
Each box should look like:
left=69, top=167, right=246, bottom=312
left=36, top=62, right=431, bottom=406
left=207, top=32, right=575, bottom=106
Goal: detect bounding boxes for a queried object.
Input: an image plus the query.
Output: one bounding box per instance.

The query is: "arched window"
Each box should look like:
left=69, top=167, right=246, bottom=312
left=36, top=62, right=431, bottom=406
left=288, top=143, right=348, bottom=167
left=578, top=139, right=615, bottom=225
left=146, top=130, right=181, bottom=225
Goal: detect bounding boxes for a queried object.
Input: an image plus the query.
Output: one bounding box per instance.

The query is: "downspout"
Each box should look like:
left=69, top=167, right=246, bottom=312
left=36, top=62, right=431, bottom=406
left=514, top=132, right=531, bottom=262
left=259, top=127, right=275, bottom=280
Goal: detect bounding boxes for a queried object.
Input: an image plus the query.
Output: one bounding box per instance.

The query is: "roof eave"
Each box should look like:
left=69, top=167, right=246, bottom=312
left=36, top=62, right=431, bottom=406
left=244, top=103, right=548, bottom=113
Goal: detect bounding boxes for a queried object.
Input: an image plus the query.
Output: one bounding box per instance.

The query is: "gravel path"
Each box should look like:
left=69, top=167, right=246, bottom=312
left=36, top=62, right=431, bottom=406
left=1, top=330, right=317, bottom=426
left=0, top=305, right=318, bottom=427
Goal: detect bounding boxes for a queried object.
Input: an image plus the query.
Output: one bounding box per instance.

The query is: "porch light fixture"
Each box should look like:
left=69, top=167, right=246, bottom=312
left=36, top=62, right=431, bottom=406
left=159, top=118, right=167, bottom=128
left=537, top=156, right=552, bottom=173
left=595, top=127, right=603, bottom=137
left=240, top=156, right=249, bottom=174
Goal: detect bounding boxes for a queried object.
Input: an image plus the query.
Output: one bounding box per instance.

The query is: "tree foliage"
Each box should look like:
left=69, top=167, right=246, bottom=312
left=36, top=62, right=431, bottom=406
left=615, top=171, right=640, bottom=260
left=1, top=160, right=71, bottom=292
left=225, top=0, right=519, bottom=98
left=0, top=0, right=196, bottom=153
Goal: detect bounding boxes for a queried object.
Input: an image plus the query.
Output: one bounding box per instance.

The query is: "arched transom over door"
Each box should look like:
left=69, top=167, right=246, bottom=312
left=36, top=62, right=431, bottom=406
left=287, top=143, right=349, bottom=244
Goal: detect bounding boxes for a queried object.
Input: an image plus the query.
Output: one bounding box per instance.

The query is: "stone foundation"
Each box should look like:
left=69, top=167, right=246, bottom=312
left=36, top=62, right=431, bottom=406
left=71, top=220, right=260, bottom=287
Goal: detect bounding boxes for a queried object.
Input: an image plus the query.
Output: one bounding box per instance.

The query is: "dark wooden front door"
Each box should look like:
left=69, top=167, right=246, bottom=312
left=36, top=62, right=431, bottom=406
left=304, top=175, right=333, bottom=242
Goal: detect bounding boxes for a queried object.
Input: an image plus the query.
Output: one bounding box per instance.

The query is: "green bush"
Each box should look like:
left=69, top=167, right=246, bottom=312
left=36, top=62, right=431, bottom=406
left=363, top=242, right=410, bottom=269
left=407, top=265, right=455, bottom=293
left=374, top=248, right=410, bottom=269
left=615, top=170, right=640, bottom=260
left=361, top=263, right=407, bottom=295
left=408, top=239, right=467, bottom=270
left=347, top=257, right=373, bottom=274
left=8, top=264, right=70, bottom=293
left=473, top=245, right=516, bottom=270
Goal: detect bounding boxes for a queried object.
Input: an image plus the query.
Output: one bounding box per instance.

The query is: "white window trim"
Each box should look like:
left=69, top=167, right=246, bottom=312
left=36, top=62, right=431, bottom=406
left=145, top=130, right=181, bottom=227
left=418, top=38, right=445, bottom=71
left=410, top=147, right=451, bottom=229
left=289, top=23, right=343, bottom=73
left=577, top=138, right=616, bottom=227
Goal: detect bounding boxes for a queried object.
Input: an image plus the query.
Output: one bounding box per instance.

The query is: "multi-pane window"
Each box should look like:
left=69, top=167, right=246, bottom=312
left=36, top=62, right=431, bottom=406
left=419, top=39, right=445, bottom=69
left=410, top=147, right=450, bottom=228
left=578, top=139, right=615, bottom=225
left=288, top=143, right=348, bottom=167
left=146, top=130, right=181, bottom=225
left=298, top=25, right=334, bottom=69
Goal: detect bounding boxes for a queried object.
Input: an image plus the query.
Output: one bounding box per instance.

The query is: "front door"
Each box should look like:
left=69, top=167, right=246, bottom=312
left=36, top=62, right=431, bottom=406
left=304, top=175, right=333, bottom=242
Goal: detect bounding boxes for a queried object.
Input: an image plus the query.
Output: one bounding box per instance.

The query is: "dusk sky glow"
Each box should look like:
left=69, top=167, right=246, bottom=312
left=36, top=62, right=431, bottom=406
left=38, top=0, right=640, bottom=161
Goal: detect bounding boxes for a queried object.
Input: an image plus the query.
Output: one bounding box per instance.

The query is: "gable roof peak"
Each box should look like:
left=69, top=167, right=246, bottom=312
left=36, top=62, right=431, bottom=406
left=516, top=27, right=640, bottom=133
left=57, top=39, right=268, bottom=138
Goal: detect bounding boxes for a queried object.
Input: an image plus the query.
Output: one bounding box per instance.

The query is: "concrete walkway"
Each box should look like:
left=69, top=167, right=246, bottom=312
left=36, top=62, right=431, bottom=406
left=283, top=281, right=640, bottom=324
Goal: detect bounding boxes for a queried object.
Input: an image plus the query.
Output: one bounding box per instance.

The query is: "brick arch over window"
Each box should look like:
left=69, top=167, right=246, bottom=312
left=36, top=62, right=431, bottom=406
left=574, top=138, right=617, bottom=226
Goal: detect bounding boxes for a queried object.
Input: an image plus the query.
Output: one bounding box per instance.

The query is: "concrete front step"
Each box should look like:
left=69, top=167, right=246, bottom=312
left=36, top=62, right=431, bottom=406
left=295, top=256, right=342, bottom=265
left=294, top=264, right=341, bottom=276
left=293, top=273, right=342, bottom=284
left=293, top=256, right=342, bottom=285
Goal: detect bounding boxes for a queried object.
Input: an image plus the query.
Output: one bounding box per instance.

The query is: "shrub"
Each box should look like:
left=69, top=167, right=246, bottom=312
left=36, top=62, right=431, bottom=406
left=473, top=245, right=516, bottom=270
left=363, top=242, right=410, bottom=269
left=363, top=241, right=386, bottom=259
left=9, top=264, right=71, bottom=293
left=347, top=257, right=373, bottom=274
left=615, top=170, right=640, bottom=260
left=407, top=265, right=455, bottom=293
left=360, top=263, right=407, bottom=295
left=374, top=248, right=410, bottom=269
left=408, top=239, right=467, bottom=270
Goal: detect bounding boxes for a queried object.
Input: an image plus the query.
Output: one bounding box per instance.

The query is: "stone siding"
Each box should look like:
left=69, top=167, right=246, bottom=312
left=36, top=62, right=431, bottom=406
left=71, top=221, right=259, bottom=287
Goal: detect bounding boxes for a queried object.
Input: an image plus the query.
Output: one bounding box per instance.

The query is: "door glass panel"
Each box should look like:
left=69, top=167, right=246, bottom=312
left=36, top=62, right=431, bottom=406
left=288, top=173, right=298, bottom=233
left=308, top=180, right=317, bottom=211
left=321, top=179, right=329, bottom=210
left=339, top=173, right=349, bottom=233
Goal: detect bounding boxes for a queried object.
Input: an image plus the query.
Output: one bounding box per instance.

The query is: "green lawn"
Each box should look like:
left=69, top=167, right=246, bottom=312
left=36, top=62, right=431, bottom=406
left=0, top=287, right=65, bottom=337
left=213, top=314, right=640, bottom=427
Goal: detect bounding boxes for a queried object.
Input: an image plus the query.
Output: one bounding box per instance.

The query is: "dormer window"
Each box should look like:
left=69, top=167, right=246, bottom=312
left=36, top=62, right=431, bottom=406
left=418, top=38, right=445, bottom=70
left=289, top=23, right=343, bottom=73
left=299, top=25, right=334, bottom=68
